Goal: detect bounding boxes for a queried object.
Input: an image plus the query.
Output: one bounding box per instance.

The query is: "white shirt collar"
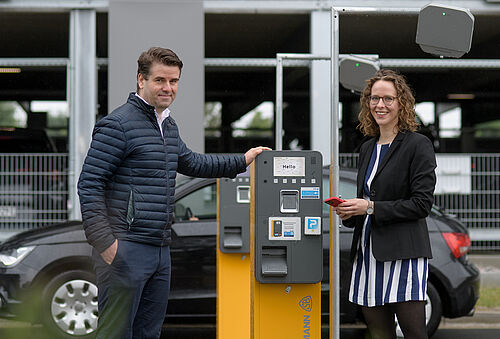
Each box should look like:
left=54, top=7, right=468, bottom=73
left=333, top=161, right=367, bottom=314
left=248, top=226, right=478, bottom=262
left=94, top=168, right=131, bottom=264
left=135, top=92, right=171, bottom=119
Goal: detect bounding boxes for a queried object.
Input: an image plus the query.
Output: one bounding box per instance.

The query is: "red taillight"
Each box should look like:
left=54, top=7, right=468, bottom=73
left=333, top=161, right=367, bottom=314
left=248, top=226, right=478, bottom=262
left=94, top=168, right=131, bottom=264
left=442, top=232, right=471, bottom=259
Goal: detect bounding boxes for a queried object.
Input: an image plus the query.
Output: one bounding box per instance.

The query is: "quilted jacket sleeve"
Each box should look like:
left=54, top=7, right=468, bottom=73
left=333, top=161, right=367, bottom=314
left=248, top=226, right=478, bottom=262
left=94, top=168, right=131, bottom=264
left=77, top=117, right=127, bottom=253
left=177, top=135, right=247, bottom=178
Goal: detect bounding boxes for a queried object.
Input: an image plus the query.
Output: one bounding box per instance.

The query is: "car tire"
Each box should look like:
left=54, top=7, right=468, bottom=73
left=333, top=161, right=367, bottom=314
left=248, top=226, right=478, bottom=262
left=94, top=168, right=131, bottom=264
left=41, top=269, right=98, bottom=338
left=395, top=281, right=442, bottom=338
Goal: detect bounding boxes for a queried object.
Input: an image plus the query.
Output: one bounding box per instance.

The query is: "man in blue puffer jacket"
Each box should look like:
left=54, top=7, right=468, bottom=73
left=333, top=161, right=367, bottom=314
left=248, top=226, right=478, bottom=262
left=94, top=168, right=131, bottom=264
left=78, top=47, right=268, bottom=339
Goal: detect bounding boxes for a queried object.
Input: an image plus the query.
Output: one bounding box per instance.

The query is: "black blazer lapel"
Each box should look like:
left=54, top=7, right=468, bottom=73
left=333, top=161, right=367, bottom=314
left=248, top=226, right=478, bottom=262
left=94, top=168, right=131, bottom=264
left=357, top=137, right=377, bottom=197
left=373, top=132, right=405, bottom=179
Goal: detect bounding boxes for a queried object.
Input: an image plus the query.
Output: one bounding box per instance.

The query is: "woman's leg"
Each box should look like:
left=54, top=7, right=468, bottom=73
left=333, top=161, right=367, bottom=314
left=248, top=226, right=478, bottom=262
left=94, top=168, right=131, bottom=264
left=361, top=305, right=397, bottom=339
left=393, top=301, right=428, bottom=339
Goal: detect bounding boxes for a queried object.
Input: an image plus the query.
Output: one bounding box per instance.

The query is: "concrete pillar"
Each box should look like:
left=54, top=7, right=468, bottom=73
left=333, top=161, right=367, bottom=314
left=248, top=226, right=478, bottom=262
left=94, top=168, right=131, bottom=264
left=68, top=9, right=97, bottom=220
left=108, top=0, right=204, bottom=152
left=311, top=10, right=331, bottom=164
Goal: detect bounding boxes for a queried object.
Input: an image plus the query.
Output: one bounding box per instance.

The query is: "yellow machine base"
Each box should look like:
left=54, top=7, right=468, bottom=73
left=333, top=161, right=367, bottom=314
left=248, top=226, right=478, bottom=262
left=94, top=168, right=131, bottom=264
left=217, top=252, right=251, bottom=339
left=252, top=282, right=321, bottom=339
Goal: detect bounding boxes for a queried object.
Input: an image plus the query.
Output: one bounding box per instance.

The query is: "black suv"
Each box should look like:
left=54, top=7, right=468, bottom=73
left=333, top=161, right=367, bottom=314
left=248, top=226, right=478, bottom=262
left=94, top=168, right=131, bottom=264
left=0, top=169, right=480, bottom=338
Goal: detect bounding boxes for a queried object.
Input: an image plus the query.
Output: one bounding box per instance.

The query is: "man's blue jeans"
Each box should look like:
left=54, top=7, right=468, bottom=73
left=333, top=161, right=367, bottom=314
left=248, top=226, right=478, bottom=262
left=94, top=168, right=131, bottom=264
left=92, top=240, right=171, bottom=339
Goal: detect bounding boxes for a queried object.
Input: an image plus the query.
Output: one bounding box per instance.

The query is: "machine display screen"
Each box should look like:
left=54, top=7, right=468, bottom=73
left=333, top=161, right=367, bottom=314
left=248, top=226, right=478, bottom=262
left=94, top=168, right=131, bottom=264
left=273, top=157, right=306, bottom=177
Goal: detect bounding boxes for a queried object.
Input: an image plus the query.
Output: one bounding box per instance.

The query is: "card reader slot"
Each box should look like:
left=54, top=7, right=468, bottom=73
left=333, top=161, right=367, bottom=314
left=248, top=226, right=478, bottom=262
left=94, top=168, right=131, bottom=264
left=261, top=246, right=287, bottom=277
left=236, top=185, right=250, bottom=203
left=223, top=226, right=243, bottom=248
left=280, top=190, right=299, bottom=213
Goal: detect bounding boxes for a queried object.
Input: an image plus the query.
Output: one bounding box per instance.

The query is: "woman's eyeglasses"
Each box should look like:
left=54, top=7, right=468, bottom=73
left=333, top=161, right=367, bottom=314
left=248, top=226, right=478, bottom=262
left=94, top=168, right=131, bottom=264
left=369, top=95, right=397, bottom=106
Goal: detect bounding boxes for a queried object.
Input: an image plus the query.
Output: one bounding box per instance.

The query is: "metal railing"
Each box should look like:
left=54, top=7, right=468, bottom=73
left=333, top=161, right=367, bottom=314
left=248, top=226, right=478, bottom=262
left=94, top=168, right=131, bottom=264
left=0, top=153, right=68, bottom=231
left=340, top=153, right=500, bottom=251
left=436, top=154, right=500, bottom=251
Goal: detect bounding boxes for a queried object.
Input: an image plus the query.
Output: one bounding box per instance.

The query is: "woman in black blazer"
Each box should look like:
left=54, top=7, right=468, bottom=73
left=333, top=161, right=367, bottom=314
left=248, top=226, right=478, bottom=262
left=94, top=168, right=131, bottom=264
left=335, top=69, right=436, bottom=339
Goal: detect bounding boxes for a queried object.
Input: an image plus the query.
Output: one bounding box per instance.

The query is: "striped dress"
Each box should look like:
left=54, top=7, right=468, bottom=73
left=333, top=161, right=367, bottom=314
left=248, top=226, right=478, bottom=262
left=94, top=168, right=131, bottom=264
left=349, top=143, right=428, bottom=307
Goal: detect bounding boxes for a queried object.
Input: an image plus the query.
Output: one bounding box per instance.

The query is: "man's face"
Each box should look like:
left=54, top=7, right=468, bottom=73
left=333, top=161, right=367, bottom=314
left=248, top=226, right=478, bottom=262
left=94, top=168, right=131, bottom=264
left=137, top=62, right=180, bottom=112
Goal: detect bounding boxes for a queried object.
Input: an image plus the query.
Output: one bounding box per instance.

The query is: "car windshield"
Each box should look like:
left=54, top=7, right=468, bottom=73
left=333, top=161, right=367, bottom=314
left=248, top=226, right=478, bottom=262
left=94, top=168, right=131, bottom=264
left=175, top=175, right=192, bottom=189
left=174, top=183, right=217, bottom=222
left=431, top=204, right=445, bottom=217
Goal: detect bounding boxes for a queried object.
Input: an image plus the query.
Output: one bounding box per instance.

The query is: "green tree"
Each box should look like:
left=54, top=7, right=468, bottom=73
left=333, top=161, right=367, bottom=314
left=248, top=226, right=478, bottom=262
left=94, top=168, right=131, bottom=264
left=247, top=110, right=272, bottom=130
left=475, top=119, right=500, bottom=138
left=204, top=102, right=222, bottom=137
left=0, top=102, right=19, bottom=127
left=204, top=102, right=222, bottom=129
left=244, top=110, right=272, bottom=137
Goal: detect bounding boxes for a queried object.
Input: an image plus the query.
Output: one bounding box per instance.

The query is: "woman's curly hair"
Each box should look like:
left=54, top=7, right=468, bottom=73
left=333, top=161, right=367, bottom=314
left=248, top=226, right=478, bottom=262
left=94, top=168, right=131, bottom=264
left=358, top=69, right=419, bottom=136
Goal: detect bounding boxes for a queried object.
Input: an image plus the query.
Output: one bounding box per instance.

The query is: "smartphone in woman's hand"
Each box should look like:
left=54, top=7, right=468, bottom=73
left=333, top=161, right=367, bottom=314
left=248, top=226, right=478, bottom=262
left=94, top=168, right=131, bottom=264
left=324, top=197, right=346, bottom=207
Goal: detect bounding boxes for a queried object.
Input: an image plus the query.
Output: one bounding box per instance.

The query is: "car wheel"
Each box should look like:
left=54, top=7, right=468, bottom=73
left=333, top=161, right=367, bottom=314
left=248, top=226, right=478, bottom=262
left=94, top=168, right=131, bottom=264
left=395, top=281, right=442, bottom=338
left=41, top=269, right=98, bottom=338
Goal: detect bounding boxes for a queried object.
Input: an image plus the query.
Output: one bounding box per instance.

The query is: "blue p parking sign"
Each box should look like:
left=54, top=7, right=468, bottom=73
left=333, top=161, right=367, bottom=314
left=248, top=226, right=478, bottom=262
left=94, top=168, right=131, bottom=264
left=304, top=217, right=321, bottom=235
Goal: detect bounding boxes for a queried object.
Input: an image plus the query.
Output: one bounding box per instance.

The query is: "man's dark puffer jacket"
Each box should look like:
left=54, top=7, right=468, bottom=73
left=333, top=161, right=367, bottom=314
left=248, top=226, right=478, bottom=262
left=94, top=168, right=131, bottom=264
left=78, top=93, right=246, bottom=253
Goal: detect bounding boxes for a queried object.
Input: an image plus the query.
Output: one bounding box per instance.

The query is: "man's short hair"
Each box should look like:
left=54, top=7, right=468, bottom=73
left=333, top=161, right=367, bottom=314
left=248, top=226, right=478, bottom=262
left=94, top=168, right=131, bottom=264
left=137, top=47, right=183, bottom=90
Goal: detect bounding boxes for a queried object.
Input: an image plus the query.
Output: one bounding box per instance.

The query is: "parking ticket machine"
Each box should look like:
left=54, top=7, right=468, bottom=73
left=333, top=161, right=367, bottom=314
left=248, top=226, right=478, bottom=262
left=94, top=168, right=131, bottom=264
left=250, top=151, right=322, bottom=339
left=217, top=170, right=251, bottom=339
left=218, top=174, right=251, bottom=254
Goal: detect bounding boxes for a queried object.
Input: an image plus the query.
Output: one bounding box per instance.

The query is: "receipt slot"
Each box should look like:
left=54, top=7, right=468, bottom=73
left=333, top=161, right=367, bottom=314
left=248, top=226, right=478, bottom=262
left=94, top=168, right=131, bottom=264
left=217, top=173, right=251, bottom=339
left=250, top=151, right=322, bottom=339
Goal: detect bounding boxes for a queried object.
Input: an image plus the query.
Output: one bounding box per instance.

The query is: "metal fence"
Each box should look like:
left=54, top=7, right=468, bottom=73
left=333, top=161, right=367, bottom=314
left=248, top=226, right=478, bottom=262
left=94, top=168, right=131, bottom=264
left=0, top=153, right=499, bottom=251
left=340, top=153, right=500, bottom=252
left=0, top=153, right=68, bottom=231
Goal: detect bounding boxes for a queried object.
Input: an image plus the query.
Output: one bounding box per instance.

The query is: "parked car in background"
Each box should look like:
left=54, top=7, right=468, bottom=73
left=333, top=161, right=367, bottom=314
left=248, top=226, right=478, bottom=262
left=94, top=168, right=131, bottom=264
left=0, top=127, right=57, bottom=154
left=0, top=169, right=479, bottom=338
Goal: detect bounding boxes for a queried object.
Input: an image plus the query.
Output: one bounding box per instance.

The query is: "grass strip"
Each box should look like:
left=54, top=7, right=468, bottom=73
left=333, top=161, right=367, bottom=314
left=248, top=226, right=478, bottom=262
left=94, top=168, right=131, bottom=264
left=476, top=287, right=500, bottom=308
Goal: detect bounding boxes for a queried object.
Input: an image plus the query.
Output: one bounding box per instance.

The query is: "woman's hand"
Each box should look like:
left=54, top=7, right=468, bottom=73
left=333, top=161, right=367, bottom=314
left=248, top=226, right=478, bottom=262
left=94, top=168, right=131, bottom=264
left=335, top=198, right=369, bottom=220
